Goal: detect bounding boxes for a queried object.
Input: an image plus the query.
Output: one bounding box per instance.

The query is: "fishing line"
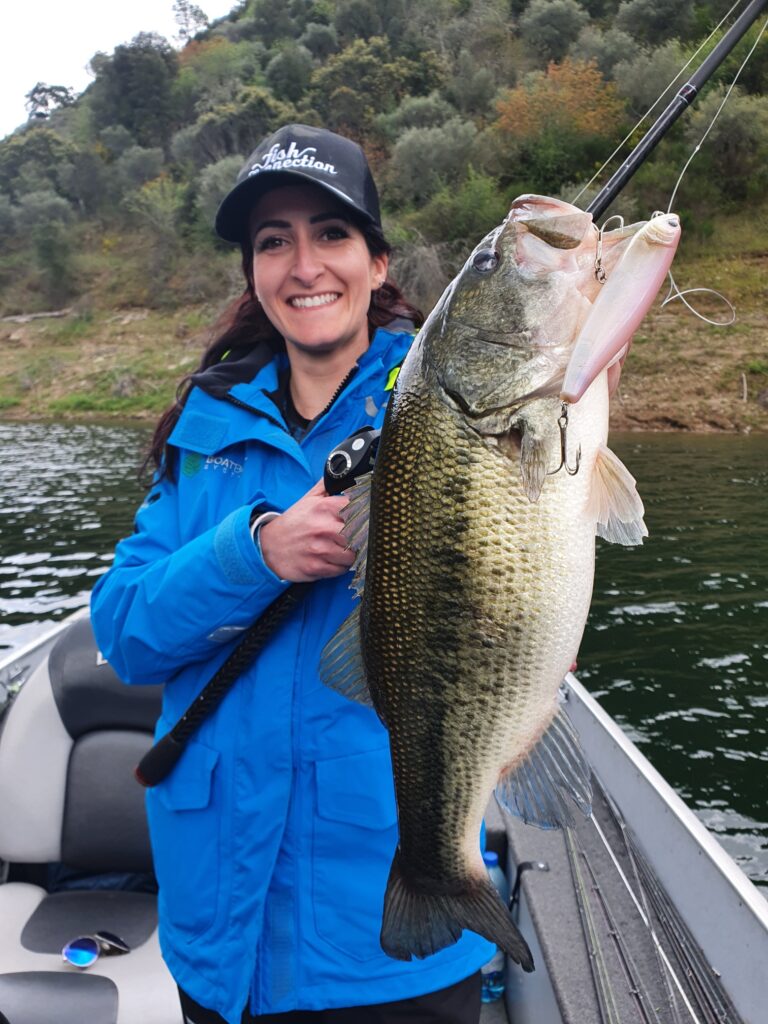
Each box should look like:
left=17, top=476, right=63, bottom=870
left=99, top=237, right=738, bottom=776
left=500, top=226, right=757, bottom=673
left=660, top=16, right=767, bottom=327
left=570, top=0, right=745, bottom=209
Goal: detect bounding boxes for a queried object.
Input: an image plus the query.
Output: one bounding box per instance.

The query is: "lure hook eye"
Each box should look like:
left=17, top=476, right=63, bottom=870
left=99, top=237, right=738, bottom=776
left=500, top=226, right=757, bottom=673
left=472, top=249, right=500, bottom=273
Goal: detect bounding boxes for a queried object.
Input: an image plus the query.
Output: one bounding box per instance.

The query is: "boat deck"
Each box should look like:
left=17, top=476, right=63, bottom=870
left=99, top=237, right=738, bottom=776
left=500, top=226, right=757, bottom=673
left=485, top=775, right=744, bottom=1024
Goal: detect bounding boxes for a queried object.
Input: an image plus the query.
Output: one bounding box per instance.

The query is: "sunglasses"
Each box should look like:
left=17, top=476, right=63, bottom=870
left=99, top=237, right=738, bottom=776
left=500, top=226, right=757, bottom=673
left=61, top=930, right=131, bottom=969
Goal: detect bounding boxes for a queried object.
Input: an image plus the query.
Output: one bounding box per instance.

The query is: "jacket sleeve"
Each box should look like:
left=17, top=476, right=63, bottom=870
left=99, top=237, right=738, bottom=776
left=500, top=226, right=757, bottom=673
left=90, top=465, right=290, bottom=685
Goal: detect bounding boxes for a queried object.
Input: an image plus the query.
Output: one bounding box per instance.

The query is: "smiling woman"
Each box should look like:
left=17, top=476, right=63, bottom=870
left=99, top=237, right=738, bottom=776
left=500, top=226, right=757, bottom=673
left=89, top=124, right=493, bottom=1024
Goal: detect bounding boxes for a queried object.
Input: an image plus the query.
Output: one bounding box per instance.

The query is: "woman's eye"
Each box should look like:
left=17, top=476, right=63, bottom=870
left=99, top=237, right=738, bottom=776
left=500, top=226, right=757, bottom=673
left=322, top=225, right=349, bottom=241
left=255, top=235, right=284, bottom=252
left=472, top=249, right=499, bottom=273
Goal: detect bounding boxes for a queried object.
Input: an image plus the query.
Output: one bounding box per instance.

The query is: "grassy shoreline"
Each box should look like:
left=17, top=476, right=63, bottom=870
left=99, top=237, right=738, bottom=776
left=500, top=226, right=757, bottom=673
left=2, top=228, right=766, bottom=434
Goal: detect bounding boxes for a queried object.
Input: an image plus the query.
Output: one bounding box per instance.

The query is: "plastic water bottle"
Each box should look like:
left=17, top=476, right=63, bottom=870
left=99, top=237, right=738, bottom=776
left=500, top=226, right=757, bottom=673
left=480, top=850, right=509, bottom=1003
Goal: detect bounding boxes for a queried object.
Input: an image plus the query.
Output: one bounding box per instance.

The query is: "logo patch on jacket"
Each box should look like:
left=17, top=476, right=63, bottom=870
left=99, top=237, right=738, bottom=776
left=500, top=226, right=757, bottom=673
left=205, top=455, right=244, bottom=476
left=182, top=453, right=203, bottom=477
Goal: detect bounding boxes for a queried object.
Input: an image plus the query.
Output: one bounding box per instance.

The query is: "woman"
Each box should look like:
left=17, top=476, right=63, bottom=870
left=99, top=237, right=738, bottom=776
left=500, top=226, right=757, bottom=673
left=91, top=125, right=493, bottom=1024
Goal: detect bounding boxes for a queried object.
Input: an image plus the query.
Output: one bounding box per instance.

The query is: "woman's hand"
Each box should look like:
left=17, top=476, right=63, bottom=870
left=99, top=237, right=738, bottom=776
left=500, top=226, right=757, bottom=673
left=258, top=479, right=355, bottom=582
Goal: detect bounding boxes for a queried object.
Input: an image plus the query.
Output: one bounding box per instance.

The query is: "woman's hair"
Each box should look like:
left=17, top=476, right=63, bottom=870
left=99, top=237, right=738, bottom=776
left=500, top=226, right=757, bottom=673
left=145, top=217, right=423, bottom=478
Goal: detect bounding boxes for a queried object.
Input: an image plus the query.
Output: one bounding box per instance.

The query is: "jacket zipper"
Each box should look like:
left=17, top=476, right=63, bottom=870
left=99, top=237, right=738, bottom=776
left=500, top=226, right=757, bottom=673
left=222, top=366, right=360, bottom=439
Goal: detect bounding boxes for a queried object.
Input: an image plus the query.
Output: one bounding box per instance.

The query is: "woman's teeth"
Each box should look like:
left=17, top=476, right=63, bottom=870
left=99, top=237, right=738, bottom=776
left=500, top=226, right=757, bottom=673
left=290, top=293, right=339, bottom=308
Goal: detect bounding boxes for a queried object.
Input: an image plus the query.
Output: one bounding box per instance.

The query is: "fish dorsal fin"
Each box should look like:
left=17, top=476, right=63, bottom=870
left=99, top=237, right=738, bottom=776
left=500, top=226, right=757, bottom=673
left=495, top=705, right=592, bottom=829
left=589, top=443, right=648, bottom=546
left=319, top=605, right=376, bottom=711
left=339, top=471, right=372, bottom=597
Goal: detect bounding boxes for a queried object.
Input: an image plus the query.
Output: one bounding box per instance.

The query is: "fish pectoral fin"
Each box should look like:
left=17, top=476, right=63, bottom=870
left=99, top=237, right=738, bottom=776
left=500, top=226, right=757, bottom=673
left=495, top=707, right=592, bottom=830
left=589, top=443, right=648, bottom=546
left=340, top=471, right=372, bottom=597
left=520, top=430, right=548, bottom=503
left=319, top=605, right=376, bottom=711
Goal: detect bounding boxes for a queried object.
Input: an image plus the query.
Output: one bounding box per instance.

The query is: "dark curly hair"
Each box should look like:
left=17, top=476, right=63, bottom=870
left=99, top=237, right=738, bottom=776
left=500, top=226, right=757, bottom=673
left=145, top=219, right=423, bottom=478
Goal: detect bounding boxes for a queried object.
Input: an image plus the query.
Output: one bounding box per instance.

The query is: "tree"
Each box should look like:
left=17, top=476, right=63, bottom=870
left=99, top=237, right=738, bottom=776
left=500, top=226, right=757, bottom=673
left=174, top=38, right=263, bottom=118
left=408, top=167, right=509, bottom=244
left=333, top=0, right=383, bottom=43
left=25, top=83, right=76, bottom=121
left=615, top=0, right=694, bottom=46
left=123, top=177, right=187, bottom=300
left=173, top=0, right=210, bottom=43
left=299, top=22, right=339, bottom=59
left=170, top=86, right=294, bottom=168
left=309, top=37, right=444, bottom=134
left=89, top=33, right=179, bottom=149
left=519, top=0, right=590, bottom=62
left=115, top=146, right=165, bottom=191
left=568, top=25, right=636, bottom=78
left=682, top=88, right=768, bottom=203
left=445, top=50, right=497, bottom=115
left=59, top=149, right=112, bottom=215
left=493, top=59, right=626, bottom=191
left=375, top=92, right=454, bottom=141
left=195, top=153, right=245, bottom=227
left=613, top=40, right=687, bottom=115
left=13, top=189, right=73, bottom=232
left=0, top=127, right=74, bottom=202
left=387, top=117, right=479, bottom=204
left=99, top=125, right=136, bottom=159
left=249, top=0, right=296, bottom=47
left=265, top=44, right=314, bottom=104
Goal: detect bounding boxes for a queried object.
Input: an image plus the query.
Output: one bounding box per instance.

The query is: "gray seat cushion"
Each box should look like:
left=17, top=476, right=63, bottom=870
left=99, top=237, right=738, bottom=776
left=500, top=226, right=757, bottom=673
left=0, top=971, right=118, bottom=1024
left=21, top=891, right=157, bottom=954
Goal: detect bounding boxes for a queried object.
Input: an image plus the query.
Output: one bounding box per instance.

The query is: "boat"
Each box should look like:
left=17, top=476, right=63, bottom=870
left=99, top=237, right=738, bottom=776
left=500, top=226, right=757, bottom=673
left=0, top=611, right=766, bottom=1024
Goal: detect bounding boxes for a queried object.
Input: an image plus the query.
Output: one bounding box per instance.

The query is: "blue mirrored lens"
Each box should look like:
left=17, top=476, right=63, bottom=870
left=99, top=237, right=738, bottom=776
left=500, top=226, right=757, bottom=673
left=63, top=936, right=99, bottom=968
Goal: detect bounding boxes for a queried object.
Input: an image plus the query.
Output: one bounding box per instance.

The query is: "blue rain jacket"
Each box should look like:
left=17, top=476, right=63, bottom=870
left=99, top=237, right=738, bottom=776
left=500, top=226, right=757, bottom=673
left=91, top=328, right=493, bottom=1024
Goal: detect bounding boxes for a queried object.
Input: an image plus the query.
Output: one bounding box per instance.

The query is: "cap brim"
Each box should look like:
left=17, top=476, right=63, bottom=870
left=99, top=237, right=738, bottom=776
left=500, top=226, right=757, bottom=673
left=214, top=170, right=376, bottom=244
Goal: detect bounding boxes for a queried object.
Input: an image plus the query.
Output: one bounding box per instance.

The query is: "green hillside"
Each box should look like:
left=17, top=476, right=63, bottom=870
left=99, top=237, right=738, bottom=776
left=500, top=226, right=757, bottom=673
left=0, top=0, right=766, bottom=430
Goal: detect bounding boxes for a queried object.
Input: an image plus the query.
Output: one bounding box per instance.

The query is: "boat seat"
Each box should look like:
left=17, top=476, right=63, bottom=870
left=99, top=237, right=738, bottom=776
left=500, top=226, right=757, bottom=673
left=0, top=616, right=182, bottom=1024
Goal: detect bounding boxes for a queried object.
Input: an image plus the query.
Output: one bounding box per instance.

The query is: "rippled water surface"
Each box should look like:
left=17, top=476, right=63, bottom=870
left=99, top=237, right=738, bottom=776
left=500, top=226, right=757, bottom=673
left=1, top=423, right=766, bottom=885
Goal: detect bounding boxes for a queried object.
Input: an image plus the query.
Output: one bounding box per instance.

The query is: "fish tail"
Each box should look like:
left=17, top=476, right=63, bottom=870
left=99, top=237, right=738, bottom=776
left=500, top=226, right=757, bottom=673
left=380, top=850, right=534, bottom=972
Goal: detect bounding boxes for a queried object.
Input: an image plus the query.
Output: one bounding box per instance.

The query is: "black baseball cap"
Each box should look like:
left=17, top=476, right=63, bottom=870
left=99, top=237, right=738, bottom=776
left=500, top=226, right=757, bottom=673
left=214, top=123, right=382, bottom=244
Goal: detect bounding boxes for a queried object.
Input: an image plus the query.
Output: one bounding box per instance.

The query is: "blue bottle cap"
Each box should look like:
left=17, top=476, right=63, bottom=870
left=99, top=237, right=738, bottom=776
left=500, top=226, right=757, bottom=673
left=483, top=850, right=499, bottom=867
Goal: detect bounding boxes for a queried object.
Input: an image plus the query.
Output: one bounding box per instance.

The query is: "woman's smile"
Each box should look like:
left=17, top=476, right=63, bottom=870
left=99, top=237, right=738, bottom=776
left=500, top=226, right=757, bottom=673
left=288, top=291, right=341, bottom=309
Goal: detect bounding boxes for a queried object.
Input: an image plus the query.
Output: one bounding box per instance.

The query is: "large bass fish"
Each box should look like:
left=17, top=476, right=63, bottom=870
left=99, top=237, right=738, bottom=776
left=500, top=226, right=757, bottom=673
left=321, top=195, right=681, bottom=969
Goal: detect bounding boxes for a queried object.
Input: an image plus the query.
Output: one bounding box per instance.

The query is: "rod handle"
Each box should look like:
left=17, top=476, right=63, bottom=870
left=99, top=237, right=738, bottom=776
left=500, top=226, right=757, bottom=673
left=135, top=732, right=185, bottom=788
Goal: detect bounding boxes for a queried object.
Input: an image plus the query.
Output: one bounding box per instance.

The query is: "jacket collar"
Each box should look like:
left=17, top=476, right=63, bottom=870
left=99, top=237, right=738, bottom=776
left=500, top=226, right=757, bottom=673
left=168, top=328, right=412, bottom=461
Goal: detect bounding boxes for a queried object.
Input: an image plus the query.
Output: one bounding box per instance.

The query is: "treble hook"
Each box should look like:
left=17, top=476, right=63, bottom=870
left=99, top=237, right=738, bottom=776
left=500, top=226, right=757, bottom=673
left=548, top=403, right=581, bottom=477
left=594, top=225, right=606, bottom=283
left=594, top=215, right=625, bottom=283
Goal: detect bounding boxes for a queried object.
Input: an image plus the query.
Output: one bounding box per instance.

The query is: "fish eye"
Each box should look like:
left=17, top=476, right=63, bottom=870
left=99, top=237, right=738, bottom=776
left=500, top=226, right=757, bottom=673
left=472, top=249, right=499, bottom=273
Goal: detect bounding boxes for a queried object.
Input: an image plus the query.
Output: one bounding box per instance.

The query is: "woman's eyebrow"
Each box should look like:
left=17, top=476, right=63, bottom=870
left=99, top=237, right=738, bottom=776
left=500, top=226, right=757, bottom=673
left=252, top=211, right=349, bottom=236
left=252, top=218, right=290, bottom=234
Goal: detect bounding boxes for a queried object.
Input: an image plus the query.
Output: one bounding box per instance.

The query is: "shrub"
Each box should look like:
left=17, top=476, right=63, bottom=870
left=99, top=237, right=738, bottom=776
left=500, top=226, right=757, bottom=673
left=387, top=117, right=479, bottom=205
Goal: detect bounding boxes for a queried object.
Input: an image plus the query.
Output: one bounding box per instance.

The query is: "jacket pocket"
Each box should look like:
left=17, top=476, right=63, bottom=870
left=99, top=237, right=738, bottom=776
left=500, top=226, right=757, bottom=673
left=312, top=746, right=398, bottom=963
left=147, top=729, right=221, bottom=940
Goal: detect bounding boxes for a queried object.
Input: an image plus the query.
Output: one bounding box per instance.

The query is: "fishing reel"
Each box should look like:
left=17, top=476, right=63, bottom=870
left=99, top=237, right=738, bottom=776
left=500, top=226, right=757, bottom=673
left=323, top=427, right=380, bottom=496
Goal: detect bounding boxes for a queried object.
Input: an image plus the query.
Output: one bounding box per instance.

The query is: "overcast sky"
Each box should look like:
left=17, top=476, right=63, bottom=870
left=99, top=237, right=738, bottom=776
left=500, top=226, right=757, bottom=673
left=1, top=1, right=236, bottom=141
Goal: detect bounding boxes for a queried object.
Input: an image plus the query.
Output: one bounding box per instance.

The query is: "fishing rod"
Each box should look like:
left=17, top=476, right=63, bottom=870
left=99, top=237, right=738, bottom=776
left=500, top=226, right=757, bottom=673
left=586, top=0, right=768, bottom=220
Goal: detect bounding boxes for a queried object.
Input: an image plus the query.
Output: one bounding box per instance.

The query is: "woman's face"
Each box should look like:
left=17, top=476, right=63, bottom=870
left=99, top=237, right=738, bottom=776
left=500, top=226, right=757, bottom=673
left=250, top=184, right=388, bottom=359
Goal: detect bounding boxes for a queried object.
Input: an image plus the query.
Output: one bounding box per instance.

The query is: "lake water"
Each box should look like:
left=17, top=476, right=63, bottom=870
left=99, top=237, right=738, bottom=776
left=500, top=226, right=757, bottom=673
left=0, top=422, right=766, bottom=886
